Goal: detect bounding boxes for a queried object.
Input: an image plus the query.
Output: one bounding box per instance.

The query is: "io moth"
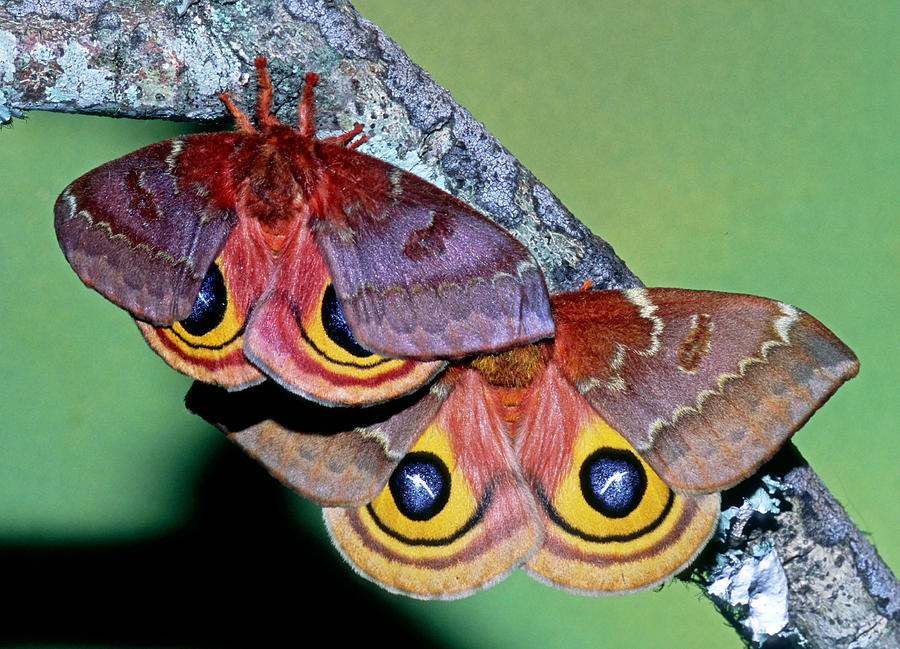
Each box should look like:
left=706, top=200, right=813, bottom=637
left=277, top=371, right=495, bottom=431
left=189, top=288, right=857, bottom=598
left=54, top=58, right=553, bottom=406
left=54, top=58, right=858, bottom=598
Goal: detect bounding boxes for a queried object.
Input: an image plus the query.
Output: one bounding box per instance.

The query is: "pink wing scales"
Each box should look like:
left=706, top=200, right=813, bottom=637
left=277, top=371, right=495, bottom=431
left=514, top=361, right=719, bottom=594
left=243, top=225, right=445, bottom=405
left=323, top=368, right=544, bottom=598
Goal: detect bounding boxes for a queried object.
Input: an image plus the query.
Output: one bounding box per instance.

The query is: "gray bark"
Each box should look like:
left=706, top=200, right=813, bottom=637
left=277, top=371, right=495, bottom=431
left=2, top=1, right=896, bottom=647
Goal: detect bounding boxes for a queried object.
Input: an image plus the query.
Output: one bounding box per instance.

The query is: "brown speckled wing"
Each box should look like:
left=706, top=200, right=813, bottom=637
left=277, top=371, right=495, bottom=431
left=185, top=378, right=451, bottom=507
left=54, top=134, right=240, bottom=325
left=552, top=289, right=858, bottom=493
left=311, top=150, right=554, bottom=359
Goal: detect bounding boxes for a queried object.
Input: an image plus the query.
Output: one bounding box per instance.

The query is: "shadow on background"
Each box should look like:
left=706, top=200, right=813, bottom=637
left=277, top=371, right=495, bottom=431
left=0, top=441, right=448, bottom=648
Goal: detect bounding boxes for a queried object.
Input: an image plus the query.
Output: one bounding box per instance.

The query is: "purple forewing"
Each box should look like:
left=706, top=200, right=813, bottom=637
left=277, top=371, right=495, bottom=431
left=311, top=150, right=554, bottom=359
left=54, top=135, right=239, bottom=325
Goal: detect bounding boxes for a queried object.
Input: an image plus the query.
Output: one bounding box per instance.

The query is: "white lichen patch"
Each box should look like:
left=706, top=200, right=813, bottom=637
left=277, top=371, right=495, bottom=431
left=0, top=30, right=17, bottom=83
left=0, top=31, right=21, bottom=121
left=359, top=135, right=452, bottom=194
left=716, top=480, right=783, bottom=542
left=169, top=32, right=238, bottom=100
left=709, top=549, right=789, bottom=643
left=45, top=42, right=114, bottom=105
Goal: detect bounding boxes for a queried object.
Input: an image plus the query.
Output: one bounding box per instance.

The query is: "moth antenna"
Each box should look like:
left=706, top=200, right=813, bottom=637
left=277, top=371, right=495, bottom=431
left=299, top=72, right=319, bottom=137
left=580, top=279, right=594, bottom=290
left=254, top=57, right=278, bottom=128
left=220, top=92, right=255, bottom=133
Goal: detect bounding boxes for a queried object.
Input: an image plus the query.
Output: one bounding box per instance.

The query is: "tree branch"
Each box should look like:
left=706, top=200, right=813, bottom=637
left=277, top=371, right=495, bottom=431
left=2, top=2, right=896, bottom=646
left=0, top=0, right=636, bottom=293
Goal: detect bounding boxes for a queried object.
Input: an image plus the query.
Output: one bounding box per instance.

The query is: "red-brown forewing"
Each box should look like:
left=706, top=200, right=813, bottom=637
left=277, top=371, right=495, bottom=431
left=552, top=288, right=859, bottom=492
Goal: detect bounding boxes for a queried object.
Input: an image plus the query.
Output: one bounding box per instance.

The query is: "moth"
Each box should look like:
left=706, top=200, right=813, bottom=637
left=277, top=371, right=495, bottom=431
left=189, top=287, right=858, bottom=599
left=54, top=57, right=554, bottom=406
left=55, top=58, right=858, bottom=598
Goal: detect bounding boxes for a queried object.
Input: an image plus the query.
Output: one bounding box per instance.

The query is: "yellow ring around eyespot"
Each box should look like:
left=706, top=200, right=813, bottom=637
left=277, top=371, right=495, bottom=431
left=549, top=417, right=677, bottom=551
left=365, top=422, right=480, bottom=553
left=162, top=268, right=245, bottom=356
left=299, top=284, right=408, bottom=374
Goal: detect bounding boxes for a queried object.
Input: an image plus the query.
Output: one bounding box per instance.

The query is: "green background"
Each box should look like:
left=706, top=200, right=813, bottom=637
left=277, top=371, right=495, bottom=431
left=1, top=2, right=896, bottom=647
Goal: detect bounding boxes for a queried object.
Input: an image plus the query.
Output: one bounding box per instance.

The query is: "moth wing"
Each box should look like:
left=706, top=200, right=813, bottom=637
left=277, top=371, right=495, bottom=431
left=54, top=134, right=242, bottom=325
left=185, top=378, right=450, bottom=506
left=515, top=362, right=719, bottom=594
left=243, top=227, right=444, bottom=406
left=311, top=150, right=554, bottom=359
left=324, top=367, right=543, bottom=599
left=553, top=288, right=859, bottom=492
left=135, top=216, right=272, bottom=390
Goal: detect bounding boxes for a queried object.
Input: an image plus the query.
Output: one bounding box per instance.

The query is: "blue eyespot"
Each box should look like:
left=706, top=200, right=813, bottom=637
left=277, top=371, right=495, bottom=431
left=389, top=452, right=451, bottom=521
left=180, top=263, right=227, bottom=336
left=321, top=285, right=372, bottom=358
left=580, top=448, right=647, bottom=518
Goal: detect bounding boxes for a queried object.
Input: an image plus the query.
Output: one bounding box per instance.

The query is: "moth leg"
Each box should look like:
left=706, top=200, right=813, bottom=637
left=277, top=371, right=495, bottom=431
left=219, top=92, right=255, bottom=133
left=323, top=123, right=369, bottom=149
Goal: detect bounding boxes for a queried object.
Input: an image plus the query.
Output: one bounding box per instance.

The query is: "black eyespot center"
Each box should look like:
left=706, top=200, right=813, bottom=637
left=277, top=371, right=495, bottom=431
left=389, top=451, right=451, bottom=521
left=321, top=284, right=372, bottom=358
left=179, top=263, right=228, bottom=336
left=579, top=448, right=647, bottom=518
